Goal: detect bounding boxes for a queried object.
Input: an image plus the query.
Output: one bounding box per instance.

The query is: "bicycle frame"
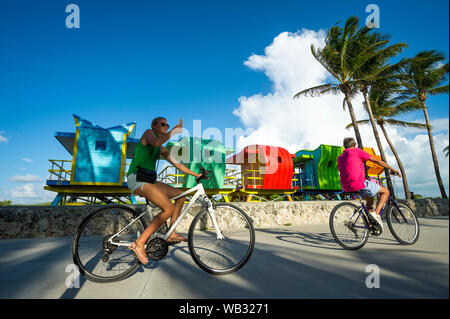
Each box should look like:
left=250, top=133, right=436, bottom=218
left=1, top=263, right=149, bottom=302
left=108, top=182, right=224, bottom=247
left=351, top=194, right=407, bottom=230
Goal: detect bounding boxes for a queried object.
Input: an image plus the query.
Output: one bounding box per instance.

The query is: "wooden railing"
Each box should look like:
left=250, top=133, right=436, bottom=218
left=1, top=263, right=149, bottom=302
left=48, top=159, right=72, bottom=181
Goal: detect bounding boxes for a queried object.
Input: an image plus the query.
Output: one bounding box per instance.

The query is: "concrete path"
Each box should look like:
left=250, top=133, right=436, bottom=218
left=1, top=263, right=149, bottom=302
left=0, top=216, right=448, bottom=299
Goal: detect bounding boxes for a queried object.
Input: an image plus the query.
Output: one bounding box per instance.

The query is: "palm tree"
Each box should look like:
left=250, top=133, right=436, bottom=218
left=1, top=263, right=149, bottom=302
left=347, top=86, right=427, bottom=199
left=351, top=30, right=408, bottom=195
left=294, top=16, right=408, bottom=192
left=398, top=51, right=449, bottom=198
left=293, top=16, right=366, bottom=149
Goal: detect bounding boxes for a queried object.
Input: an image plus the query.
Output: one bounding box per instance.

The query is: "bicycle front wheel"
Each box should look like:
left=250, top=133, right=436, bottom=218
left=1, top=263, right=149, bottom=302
left=188, top=203, right=255, bottom=275
left=72, top=205, right=145, bottom=283
left=329, top=202, right=369, bottom=250
left=386, top=202, right=420, bottom=245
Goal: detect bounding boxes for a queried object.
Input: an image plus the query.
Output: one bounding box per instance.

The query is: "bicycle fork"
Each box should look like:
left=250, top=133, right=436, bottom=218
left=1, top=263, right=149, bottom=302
left=208, top=206, right=225, bottom=240
left=199, top=195, right=224, bottom=240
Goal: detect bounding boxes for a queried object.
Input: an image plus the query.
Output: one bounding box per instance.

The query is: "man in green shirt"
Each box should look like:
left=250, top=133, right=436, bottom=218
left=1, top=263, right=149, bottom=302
left=127, top=117, right=201, bottom=264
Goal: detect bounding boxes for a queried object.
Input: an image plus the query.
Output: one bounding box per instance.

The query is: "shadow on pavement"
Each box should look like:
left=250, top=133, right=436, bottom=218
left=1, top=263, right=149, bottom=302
left=1, top=219, right=448, bottom=299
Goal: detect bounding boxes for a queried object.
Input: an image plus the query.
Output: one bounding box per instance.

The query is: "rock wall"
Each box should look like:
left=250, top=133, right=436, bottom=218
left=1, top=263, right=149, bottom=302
left=0, top=199, right=448, bottom=239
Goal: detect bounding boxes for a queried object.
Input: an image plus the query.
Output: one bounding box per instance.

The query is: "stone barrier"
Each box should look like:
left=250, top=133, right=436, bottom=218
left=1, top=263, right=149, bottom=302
left=0, top=199, right=448, bottom=239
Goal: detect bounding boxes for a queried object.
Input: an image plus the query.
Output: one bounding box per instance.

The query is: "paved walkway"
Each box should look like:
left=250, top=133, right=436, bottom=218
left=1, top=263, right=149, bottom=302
left=0, top=216, right=448, bottom=299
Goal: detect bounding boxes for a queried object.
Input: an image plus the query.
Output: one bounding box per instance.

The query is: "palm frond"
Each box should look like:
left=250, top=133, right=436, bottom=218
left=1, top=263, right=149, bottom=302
left=384, top=119, right=428, bottom=129
left=401, top=51, right=449, bottom=94
left=428, top=84, right=449, bottom=96
left=311, top=45, right=341, bottom=80
left=346, top=120, right=370, bottom=129
left=293, top=83, right=340, bottom=99
left=394, top=98, right=424, bottom=113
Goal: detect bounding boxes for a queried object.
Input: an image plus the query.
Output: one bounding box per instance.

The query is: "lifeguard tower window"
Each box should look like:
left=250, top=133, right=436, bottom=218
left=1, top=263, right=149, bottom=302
left=95, top=140, right=107, bottom=151
left=278, top=156, right=282, bottom=163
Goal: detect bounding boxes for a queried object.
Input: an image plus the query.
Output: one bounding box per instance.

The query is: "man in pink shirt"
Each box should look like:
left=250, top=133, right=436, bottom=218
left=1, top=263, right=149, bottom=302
left=337, top=137, right=401, bottom=232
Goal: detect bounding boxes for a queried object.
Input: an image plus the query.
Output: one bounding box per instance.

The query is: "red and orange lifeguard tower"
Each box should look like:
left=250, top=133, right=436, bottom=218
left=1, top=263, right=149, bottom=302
left=226, top=144, right=296, bottom=201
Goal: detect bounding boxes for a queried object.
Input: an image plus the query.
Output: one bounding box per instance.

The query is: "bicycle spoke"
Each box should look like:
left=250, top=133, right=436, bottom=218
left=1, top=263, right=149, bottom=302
left=330, top=203, right=369, bottom=250
left=387, top=203, right=419, bottom=244
left=189, top=204, right=255, bottom=274
left=73, top=206, right=144, bottom=282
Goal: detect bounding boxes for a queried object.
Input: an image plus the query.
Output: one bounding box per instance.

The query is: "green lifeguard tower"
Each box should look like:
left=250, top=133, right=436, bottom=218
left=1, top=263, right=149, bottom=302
left=293, top=144, right=344, bottom=199
left=161, top=136, right=236, bottom=201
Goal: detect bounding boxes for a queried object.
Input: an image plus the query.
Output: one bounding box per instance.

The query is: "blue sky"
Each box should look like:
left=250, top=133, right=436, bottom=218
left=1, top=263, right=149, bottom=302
left=0, top=0, right=448, bottom=203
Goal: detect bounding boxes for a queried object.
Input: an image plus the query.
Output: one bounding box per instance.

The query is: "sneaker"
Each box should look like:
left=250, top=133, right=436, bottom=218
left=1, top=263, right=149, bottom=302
left=369, top=211, right=384, bottom=233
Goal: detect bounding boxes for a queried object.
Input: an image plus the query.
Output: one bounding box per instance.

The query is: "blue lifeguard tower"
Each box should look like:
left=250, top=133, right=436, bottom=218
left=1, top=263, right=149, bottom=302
left=45, top=114, right=140, bottom=205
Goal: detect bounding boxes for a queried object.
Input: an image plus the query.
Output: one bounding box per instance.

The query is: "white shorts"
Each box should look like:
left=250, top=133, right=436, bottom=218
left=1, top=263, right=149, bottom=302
left=358, top=180, right=381, bottom=198
left=127, top=173, right=149, bottom=194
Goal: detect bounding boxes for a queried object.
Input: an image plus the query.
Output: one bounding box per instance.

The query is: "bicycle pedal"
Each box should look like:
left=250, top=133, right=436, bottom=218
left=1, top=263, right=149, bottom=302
left=167, top=241, right=180, bottom=246
left=370, top=226, right=382, bottom=236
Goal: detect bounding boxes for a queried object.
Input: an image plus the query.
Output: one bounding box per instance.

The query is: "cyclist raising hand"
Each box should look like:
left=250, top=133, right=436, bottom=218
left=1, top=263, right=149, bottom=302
left=126, top=117, right=201, bottom=264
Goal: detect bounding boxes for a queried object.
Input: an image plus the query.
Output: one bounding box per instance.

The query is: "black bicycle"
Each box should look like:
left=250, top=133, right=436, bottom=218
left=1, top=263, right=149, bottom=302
left=329, top=181, right=420, bottom=250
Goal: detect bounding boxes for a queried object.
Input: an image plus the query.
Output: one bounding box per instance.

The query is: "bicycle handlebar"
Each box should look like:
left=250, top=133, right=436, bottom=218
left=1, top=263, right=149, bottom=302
left=196, top=167, right=211, bottom=184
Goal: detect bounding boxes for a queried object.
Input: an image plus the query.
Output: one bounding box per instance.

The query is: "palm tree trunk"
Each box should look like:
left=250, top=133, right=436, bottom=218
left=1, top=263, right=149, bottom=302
left=345, top=93, right=369, bottom=179
left=345, top=94, right=364, bottom=149
left=362, top=92, right=395, bottom=196
left=421, top=102, right=448, bottom=198
left=380, top=124, right=411, bottom=199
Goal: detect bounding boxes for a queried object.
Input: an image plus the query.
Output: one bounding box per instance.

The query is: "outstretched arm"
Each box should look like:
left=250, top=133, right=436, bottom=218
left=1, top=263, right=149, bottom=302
left=143, top=119, right=183, bottom=147
left=367, top=156, right=401, bottom=177
left=160, top=146, right=202, bottom=178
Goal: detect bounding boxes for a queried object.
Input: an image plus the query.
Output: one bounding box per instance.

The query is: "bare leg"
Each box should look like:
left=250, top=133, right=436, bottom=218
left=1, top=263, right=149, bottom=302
left=167, top=196, right=187, bottom=241
left=365, top=196, right=375, bottom=212
left=132, top=183, right=177, bottom=261
left=134, top=182, right=186, bottom=242
left=374, top=186, right=390, bottom=215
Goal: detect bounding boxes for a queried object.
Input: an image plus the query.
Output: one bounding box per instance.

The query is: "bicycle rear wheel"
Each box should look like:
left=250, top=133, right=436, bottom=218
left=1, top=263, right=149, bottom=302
left=386, top=202, right=420, bottom=245
left=72, top=205, right=145, bottom=283
left=329, top=202, right=369, bottom=250
left=188, top=203, right=255, bottom=275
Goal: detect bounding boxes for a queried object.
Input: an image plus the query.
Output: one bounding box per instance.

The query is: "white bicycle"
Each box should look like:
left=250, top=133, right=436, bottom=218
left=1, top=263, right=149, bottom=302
left=72, top=167, right=255, bottom=283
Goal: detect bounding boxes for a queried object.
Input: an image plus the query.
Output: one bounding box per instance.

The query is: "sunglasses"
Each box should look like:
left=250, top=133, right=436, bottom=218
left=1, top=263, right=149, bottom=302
left=160, top=122, right=170, bottom=128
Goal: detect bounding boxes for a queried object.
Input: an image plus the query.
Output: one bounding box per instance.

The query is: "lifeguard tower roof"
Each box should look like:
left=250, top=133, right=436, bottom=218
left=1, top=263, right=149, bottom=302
left=54, top=132, right=139, bottom=158
left=53, top=114, right=138, bottom=186
left=45, top=114, right=141, bottom=205
left=54, top=115, right=139, bottom=159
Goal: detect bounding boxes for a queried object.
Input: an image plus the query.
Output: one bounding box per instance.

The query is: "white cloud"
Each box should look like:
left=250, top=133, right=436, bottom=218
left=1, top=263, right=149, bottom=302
left=233, top=28, right=449, bottom=198
left=21, top=158, right=35, bottom=163
left=384, top=127, right=448, bottom=196
left=9, top=174, right=42, bottom=183
left=7, top=183, right=39, bottom=199
left=430, top=118, right=450, bottom=133
left=233, top=29, right=367, bottom=152
left=4, top=183, right=54, bottom=204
